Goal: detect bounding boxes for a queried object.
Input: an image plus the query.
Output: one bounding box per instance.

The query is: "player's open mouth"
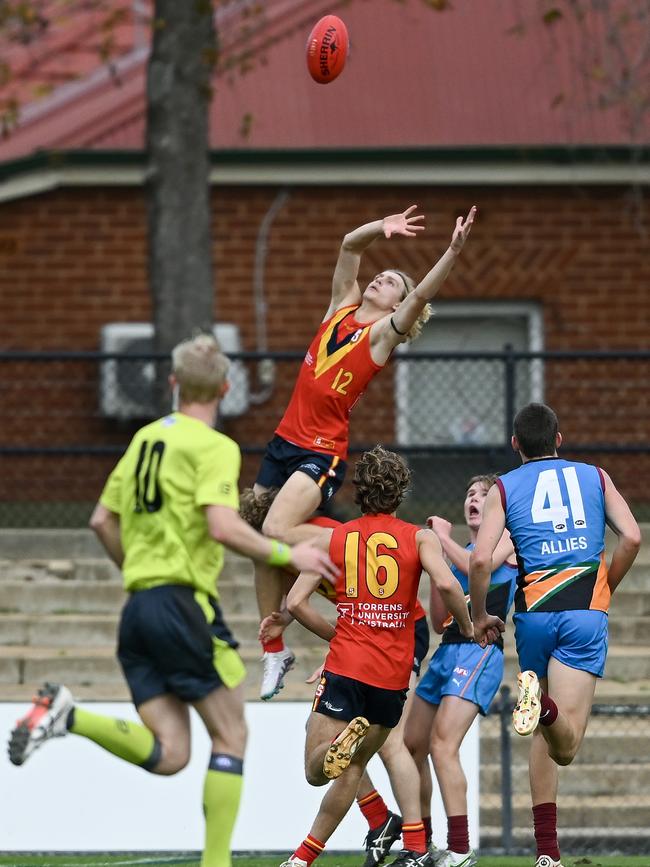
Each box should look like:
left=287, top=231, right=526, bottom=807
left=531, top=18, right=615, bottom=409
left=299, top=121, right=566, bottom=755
left=469, top=506, right=479, bottom=516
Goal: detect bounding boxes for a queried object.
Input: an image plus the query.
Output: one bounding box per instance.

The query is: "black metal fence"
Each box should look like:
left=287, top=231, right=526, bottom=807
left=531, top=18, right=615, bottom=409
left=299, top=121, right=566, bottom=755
left=0, top=350, right=648, bottom=526
left=484, top=688, right=650, bottom=856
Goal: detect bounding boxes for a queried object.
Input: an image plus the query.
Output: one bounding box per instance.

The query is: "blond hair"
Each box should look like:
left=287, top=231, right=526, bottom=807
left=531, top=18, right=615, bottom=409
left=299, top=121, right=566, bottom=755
left=171, top=333, right=229, bottom=404
left=353, top=445, right=411, bottom=515
left=391, top=269, right=432, bottom=342
left=466, top=474, right=499, bottom=493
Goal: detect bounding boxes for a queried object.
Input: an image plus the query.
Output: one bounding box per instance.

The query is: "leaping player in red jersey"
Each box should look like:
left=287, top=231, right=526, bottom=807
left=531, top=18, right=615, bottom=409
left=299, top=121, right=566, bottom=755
left=277, top=446, right=474, bottom=867
left=254, top=204, right=477, bottom=700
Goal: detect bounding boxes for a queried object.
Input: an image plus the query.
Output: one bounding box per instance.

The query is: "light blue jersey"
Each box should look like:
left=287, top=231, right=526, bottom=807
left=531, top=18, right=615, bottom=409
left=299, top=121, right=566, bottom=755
left=497, top=458, right=609, bottom=613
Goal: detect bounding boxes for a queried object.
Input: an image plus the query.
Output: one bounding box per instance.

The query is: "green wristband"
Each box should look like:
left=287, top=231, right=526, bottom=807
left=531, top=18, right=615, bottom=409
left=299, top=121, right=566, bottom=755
left=267, top=539, right=292, bottom=568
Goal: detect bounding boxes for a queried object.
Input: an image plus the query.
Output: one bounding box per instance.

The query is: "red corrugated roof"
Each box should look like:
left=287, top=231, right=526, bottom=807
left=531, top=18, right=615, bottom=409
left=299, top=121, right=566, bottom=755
left=0, top=0, right=646, bottom=161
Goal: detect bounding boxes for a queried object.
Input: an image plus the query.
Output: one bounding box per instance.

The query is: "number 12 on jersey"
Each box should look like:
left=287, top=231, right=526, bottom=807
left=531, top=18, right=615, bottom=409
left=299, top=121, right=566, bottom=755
left=531, top=467, right=587, bottom=533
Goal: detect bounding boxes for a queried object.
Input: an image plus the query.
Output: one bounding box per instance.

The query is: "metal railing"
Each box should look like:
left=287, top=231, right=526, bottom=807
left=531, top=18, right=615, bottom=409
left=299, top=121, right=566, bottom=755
left=486, top=687, right=650, bottom=856
left=0, top=350, right=648, bottom=526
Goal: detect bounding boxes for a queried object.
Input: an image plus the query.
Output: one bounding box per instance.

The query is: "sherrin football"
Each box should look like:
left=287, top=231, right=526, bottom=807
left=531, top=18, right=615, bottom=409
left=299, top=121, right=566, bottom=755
left=306, top=15, right=349, bottom=84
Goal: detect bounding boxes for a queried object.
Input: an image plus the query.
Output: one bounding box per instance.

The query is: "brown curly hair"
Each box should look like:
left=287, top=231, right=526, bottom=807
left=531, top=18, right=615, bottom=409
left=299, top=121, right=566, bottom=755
left=239, top=487, right=280, bottom=531
left=353, top=445, right=411, bottom=515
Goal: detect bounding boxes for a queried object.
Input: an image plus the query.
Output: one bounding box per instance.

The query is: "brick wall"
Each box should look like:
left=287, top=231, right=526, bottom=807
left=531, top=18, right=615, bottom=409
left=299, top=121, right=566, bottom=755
left=0, top=183, right=648, bottom=508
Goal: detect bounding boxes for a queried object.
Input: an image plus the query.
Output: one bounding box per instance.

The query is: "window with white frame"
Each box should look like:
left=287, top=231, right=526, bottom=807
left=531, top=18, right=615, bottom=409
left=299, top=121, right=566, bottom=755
left=396, top=302, right=544, bottom=448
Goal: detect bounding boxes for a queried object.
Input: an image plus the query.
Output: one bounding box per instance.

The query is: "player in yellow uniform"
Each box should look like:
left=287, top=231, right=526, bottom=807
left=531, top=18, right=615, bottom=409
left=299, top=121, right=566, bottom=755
left=8, top=334, right=335, bottom=867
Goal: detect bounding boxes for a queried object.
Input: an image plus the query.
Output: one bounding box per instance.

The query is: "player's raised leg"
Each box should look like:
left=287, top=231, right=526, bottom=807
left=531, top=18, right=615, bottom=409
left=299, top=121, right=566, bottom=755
left=255, top=472, right=326, bottom=700
left=9, top=683, right=190, bottom=775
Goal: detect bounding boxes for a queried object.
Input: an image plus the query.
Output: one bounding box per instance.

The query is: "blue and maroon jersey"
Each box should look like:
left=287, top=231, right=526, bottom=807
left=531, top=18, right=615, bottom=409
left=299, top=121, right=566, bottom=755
left=441, top=543, right=517, bottom=649
left=497, top=458, right=609, bottom=614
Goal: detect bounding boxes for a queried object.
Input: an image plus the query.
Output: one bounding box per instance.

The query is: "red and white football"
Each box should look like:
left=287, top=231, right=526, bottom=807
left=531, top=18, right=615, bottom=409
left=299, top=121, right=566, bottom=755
left=306, top=15, right=349, bottom=84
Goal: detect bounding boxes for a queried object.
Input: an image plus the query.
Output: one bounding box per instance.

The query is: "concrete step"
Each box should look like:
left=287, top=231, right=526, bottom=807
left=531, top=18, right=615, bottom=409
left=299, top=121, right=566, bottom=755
left=480, top=722, right=650, bottom=764
left=0, top=643, right=329, bottom=692
left=0, top=677, right=318, bottom=704
left=481, top=761, right=650, bottom=795
left=480, top=825, right=650, bottom=850
left=0, top=614, right=119, bottom=646
left=0, top=555, right=253, bottom=585
left=480, top=793, right=650, bottom=827
left=0, top=581, right=126, bottom=614
left=3, top=524, right=650, bottom=557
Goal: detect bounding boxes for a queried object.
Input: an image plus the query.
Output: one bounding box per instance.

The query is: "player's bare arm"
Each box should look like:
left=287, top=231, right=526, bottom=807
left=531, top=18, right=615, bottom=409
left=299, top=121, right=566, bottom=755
left=468, top=485, right=507, bottom=646
left=286, top=572, right=336, bottom=642
left=417, top=529, right=473, bottom=639
left=601, top=469, right=642, bottom=593
left=370, top=205, right=476, bottom=362
left=428, top=514, right=514, bottom=574
left=326, top=205, right=425, bottom=319
left=89, top=503, right=124, bottom=567
left=206, top=504, right=338, bottom=581
left=428, top=579, right=451, bottom=634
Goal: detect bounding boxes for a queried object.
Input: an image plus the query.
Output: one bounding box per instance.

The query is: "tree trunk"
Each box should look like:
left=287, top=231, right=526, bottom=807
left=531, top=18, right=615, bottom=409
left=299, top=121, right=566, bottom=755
left=146, top=0, right=216, bottom=391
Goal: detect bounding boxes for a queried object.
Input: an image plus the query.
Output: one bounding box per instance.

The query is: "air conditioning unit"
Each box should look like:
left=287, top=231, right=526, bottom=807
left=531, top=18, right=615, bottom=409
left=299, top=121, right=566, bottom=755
left=100, top=323, right=249, bottom=419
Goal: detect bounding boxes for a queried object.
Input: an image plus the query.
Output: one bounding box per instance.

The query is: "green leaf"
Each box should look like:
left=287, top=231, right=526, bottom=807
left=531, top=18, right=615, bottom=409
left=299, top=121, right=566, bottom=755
left=543, top=8, right=563, bottom=25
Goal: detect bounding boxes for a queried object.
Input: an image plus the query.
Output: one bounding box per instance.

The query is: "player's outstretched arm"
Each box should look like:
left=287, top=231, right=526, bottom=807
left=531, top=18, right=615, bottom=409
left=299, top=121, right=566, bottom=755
left=287, top=572, right=336, bottom=642
left=326, top=205, right=425, bottom=318
left=417, top=529, right=473, bottom=639
left=468, top=485, right=507, bottom=646
left=602, top=470, right=642, bottom=593
left=377, top=206, right=476, bottom=351
left=89, top=503, right=124, bottom=567
left=206, top=504, right=338, bottom=581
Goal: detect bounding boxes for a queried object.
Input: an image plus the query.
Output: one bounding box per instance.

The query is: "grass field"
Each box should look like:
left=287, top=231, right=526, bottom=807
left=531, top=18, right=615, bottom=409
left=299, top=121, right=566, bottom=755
left=0, top=856, right=648, bottom=867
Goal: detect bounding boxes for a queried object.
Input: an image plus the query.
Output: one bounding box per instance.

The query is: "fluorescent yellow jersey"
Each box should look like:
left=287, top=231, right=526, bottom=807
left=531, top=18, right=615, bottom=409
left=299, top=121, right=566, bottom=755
left=100, top=412, right=240, bottom=598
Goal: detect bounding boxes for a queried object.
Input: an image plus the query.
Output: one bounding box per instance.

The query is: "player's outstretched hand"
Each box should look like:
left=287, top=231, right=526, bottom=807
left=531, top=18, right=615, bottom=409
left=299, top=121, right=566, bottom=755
left=290, top=541, right=338, bottom=582
left=383, top=205, right=425, bottom=239
left=427, top=515, right=453, bottom=538
left=258, top=610, right=290, bottom=643
left=473, top=613, right=505, bottom=648
left=449, top=205, right=477, bottom=254
left=305, top=661, right=326, bottom=684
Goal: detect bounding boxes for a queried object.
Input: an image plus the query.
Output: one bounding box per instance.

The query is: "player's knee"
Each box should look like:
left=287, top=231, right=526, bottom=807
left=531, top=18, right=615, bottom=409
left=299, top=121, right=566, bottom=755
left=261, top=514, right=288, bottom=540
left=430, top=731, right=454, bottom=764
left=550, top=745, right=577, bottom=766
left=305, top=765, right=328, bottom=787
left=156, top=744, right=190, bottom=775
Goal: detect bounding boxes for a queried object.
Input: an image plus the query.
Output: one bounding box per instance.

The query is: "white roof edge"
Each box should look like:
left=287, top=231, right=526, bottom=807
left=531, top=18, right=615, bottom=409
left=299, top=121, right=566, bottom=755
left=0, top=160, right=647, bottom=203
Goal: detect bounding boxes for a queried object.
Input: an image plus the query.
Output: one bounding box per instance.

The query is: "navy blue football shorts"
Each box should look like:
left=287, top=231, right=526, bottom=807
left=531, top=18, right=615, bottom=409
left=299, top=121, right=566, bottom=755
left=117, top=584, right=246, bottom=707
left=255, top=434, right=347, bottom=504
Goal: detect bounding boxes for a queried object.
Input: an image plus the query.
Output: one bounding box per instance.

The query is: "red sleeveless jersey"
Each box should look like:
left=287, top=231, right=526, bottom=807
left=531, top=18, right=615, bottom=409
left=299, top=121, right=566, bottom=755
left=275, top=305, right=383, bottom=460
left=325, top=514, right=423, bottom=690
left=308, top=515, right=426, bottom=620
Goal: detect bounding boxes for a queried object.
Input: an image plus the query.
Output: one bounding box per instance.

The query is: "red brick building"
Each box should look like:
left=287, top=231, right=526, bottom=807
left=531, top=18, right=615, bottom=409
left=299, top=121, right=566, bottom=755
left=0, top=0, right=648, bottom=521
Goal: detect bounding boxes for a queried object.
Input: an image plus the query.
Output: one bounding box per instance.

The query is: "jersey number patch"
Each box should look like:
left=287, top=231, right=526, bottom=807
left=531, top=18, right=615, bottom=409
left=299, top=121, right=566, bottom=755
left=134, top=440, right=166, bottom=513
left=331, top=367, right=354, bottom=395
left=343, top=531, right=400, bottom=599
left=531, top=467, right=587, bottom=533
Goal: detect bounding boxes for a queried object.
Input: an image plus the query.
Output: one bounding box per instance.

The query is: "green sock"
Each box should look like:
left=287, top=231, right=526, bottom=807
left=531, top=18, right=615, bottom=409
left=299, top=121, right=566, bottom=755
left=69, top=707, right=161, bottom=770
left=201, top=754, right=244, bottom=867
